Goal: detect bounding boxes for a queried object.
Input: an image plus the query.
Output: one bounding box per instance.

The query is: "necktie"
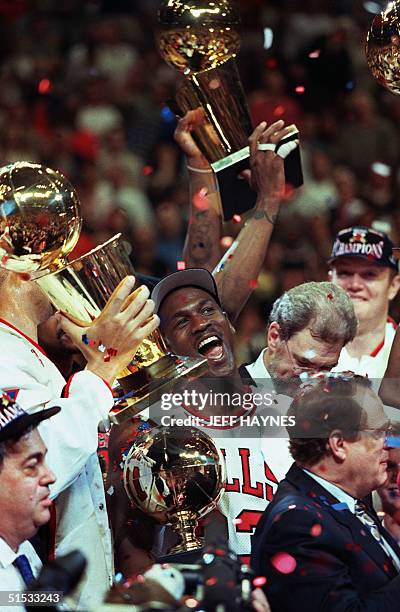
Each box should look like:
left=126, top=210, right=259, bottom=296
left=13, top=554, right=35, bottom=586
left=355, top=501, right=400, bottom=571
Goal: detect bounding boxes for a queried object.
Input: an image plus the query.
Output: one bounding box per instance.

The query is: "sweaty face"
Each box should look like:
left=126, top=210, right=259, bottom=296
left=377, top=447, right=400, bottom=516
left=159, top=287, right=236, bottom=377
left=0, top=429, right=55, bottom=548
left=330, top=258, right=400, bottom=327
left=267, top=325, right=343, bottom=393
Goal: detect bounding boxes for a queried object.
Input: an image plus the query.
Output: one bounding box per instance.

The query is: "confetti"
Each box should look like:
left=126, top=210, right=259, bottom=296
left=310, top=524, right=322, bottom=537
left=106, top=486, right=114, bottom=496
left=273, top=105, right=285, bottom=117
left=38, top=78, right=51, bottom=94
left=271, top=552, right=297, bottom=574
left=253, top=576, right=267, bottom=587
left=232, top=214, right=241, bottom=223
left=249, top=279, right=258, bottom=289
left=82, top=334, right=89, bottom=345
left=220, top=236, right=233, bottom=249
left=295, top=85, right=305, bottom=94
left=142, top=165, right=154, bottom=176
left=177, top=260, right=186, bottom=270
left=327, top=292, right=334, bottom=300
left=308, top=49, right=320, bottom=59
left=192, top=188, right=209, bottom=211
left=209, top=78, right=221, bottom=90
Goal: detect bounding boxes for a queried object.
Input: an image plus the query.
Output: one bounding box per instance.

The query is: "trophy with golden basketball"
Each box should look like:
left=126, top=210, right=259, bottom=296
left=123, top=425, right=226, bottom=555
left=366, top=0, right=400, bottom=94
left=157, top=0, right=256, bottom=219
left=0, top=161, right=208, bottom=424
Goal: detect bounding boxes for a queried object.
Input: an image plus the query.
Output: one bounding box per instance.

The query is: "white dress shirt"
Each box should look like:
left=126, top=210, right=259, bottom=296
left=0, top=538, right=42, bottom=612
left=244, top=348, right=270, bottom=382
left=0, top=320, right=114, bottom=610
left=333, top=319, right=397, bottom=382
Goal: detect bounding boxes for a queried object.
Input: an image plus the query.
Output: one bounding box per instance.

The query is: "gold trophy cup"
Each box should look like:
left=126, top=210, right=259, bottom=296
left=157, top=0, right=256, bottom=220
left=0, top=162, right=208, bottom=424
left=35, top=234, right=209, bottom=424
left=123, top=425, right=226, bottom=555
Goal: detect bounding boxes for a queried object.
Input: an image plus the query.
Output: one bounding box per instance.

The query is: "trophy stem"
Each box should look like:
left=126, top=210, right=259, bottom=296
left=168, top=511, right=204, bottom=554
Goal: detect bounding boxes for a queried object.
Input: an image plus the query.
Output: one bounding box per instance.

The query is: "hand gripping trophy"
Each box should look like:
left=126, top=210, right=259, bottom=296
left=0, top=161, right=208, bottom=423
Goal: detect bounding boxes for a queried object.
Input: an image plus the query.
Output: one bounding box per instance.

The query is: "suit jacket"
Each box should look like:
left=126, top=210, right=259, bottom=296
left=251, top=463, right=400, bottom=611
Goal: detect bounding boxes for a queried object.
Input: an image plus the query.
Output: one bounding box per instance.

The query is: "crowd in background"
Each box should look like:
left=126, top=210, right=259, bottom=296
left=0, top=0, right=399, bottom=362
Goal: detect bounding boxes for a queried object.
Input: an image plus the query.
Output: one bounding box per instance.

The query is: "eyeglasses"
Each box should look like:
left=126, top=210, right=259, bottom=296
left=362, top=424, right=393, bottom=441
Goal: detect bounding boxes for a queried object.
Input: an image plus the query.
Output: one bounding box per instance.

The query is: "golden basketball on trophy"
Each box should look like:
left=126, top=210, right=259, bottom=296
left=0, top=161, right=81, bottom=274
left=366, top=0, right=400, bottom=94
left=157, top=0, right=255, bottom=220
left=123, top=425, right=226, bottom=555
left=0, top=161, right=208, bottom=423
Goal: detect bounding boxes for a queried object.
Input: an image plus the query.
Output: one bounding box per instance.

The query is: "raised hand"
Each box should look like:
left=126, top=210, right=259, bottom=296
left=56, top=276, right=160, bottom=384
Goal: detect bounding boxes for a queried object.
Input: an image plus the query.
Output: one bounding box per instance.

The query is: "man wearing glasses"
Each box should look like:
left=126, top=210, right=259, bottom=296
left=251, top=374, right=400, bottom=611
left=241, top=281, right=357, bottom=394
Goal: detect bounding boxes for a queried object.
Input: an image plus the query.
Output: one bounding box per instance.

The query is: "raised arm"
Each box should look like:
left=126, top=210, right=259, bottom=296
left=177, top=109, right=223, bottom=271
left=214, top=120, right=297, bottom=321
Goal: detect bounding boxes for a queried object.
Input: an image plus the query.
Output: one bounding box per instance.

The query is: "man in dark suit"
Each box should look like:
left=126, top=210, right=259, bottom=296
left=251, top=374, right=400, bottom=611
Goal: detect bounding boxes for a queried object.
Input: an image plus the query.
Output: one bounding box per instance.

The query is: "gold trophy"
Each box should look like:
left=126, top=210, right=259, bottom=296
left=0, top=162, right=208, bottom=424
left=157, top=0, right=256, bottom=220
left=366, top=1, right=400, bottom=94
left=123, top=425, right=226, bottom=555
left=35, top=234, right=209, bottom=423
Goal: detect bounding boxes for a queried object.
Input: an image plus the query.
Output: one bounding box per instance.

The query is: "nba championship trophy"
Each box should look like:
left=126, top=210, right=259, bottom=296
left=366, top=0, right=400, bottom=94
left=157, top=0, right=256, bottom=219
left=0, top=162, right=208, bottom=424
left=124, top=426, right=226, bottom=555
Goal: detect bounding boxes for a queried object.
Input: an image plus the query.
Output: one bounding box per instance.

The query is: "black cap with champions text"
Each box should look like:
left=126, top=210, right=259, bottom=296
left=0, top=393, right=60, bottom=442
left=328, top=226, right=398, bottom=271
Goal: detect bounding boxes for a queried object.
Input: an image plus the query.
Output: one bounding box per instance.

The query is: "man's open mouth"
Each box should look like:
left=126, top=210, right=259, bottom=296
left=197, top=334, right=224, bottom=360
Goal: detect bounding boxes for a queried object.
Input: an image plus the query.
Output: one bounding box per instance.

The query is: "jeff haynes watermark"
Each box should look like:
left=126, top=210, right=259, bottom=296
left=159, top=390, right=296, bottom=428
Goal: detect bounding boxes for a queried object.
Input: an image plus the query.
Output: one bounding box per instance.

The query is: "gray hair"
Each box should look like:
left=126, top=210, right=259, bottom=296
left=269, top=281, right=357, bottom=346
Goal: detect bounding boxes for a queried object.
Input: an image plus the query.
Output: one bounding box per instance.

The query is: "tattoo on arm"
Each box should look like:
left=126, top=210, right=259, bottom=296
left=252, top=209, right=277, bottom=225
left=186, top=209, right=216, bottom=266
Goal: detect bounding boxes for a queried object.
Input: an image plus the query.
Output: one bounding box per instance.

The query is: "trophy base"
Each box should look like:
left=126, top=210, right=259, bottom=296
left=211, top=147, right=256, bottom=221
left=109, top=354, right=209, bottom=424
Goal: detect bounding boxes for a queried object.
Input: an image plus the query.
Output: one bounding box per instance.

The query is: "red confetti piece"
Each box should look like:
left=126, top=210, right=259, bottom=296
left=273, top=105, right=285, bottom=117
left=17, top=272, right=31, bottom=281
left=103, top=355, right=111, bottom=362
left=271, top=552, right=297, bottom=574
left=209, top=78, right=221, bottom=90
left=192, top=188, right=209, bottom=211
left=220, top=236, right=233, bottom=249
left=177, top=260, right=186, bottom=270
left=38, top=78, right=51, bottom=94
left=142, top=165, right=154, bottom=176
left=205, top=577, right=218, bottom=586
left=232, top=214, right=241, bottom=223
left=308, top=49, right=320, bottom=59
left=310, top=524, right=322, bottom=537
left=1, top=255, right=9, bottom=265
left=253, top=576, right=267, bottom=588
left=295, top=85, right=305, bottom=94
left=215, top=548, right=225, bottom=556
left=326, top=292, right=334, bottom=300
left=249, top=279, right=258, bottom=289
